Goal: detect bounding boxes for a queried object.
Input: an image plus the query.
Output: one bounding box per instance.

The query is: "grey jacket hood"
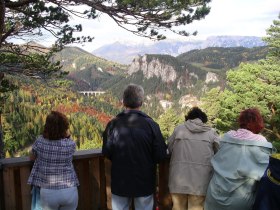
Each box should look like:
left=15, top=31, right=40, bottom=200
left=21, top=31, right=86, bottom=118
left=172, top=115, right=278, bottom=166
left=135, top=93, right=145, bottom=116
left=184, top=118, right=211, bottom=133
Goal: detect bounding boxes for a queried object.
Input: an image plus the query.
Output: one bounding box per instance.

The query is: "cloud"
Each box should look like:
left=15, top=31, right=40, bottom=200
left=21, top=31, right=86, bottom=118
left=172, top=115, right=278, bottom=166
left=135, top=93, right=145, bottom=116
left=184, top=0, right=280, bottom=37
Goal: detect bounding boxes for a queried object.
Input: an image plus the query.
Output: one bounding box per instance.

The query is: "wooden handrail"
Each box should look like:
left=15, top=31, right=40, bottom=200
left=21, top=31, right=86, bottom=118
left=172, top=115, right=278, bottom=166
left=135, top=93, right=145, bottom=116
left=0, top=149, right=103, bottom=167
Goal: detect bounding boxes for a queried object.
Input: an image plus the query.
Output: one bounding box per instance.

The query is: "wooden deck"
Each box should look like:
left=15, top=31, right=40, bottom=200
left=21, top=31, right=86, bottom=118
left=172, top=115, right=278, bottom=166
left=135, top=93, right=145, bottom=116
left=0, top=149, right=172, bottom=210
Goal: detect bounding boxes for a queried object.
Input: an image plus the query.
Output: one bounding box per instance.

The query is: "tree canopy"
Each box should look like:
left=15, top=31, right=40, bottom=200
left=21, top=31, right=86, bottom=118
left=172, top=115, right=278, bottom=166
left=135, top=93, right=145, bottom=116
left=157, top=108, right=184, bottom=140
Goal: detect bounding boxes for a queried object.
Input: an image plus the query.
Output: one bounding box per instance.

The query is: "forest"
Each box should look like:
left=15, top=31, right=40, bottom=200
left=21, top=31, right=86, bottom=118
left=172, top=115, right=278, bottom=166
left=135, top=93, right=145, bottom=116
left=0, top=77, right=120, bottom=157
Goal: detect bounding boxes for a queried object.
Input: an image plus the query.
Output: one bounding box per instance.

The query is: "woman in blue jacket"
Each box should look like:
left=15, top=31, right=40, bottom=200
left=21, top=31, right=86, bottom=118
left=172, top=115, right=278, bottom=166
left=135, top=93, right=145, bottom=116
left=204, top=108, right=273, bottom=210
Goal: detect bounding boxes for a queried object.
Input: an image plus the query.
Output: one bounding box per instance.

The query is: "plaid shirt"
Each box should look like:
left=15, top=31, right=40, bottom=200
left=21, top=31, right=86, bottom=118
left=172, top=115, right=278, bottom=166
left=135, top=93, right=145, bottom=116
left=28, top=135, right=79, bottom=189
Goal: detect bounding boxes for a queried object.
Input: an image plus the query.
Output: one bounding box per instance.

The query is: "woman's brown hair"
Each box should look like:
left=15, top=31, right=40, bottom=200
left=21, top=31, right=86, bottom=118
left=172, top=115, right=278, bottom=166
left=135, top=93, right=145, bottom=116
left=238, top=108, right=264, bottom=134
left=43, top=111, right=69, bottom=140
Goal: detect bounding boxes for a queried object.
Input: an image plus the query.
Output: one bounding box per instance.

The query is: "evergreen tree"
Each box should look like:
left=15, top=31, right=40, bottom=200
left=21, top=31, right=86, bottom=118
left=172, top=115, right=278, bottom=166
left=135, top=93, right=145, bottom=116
left=263, top=14, right=280, bottom=60
left=157, top=108, right=184, bottom=140
left=0, top=74, right=17, bottom=158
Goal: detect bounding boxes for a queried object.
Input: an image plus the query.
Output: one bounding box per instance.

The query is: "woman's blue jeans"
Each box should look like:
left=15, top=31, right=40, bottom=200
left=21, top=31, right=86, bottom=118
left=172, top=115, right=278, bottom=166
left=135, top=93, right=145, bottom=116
left=40, top=187, right=78, bottom=210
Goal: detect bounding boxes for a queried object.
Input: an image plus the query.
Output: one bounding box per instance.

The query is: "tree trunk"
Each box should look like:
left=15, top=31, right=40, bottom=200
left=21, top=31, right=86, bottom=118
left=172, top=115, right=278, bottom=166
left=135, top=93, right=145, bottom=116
left=0, top=115, right=4, bottom=159
left=0, top=0, right=5, bottom=47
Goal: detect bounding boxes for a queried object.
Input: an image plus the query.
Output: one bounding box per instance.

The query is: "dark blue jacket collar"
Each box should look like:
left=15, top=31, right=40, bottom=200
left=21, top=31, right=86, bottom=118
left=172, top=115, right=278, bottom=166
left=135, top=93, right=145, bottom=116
left=117, top=109, right=151, bottom=119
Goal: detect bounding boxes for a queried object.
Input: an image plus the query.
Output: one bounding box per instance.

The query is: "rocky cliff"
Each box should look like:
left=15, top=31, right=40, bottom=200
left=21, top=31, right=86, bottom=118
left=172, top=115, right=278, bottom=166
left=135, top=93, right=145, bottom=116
left=128, top=55, right=177, bottom=83
left=127, top=54, right=217, bottom=90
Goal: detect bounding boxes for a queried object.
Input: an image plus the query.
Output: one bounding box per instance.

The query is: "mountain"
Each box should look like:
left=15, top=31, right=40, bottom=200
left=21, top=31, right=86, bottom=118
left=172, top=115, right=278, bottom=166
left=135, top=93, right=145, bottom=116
left=52, top=46, right=128, bottom=91
left=17, top=43, right=128, bottom=91
left=201, top=36, right=265, bottom=48
left=100, top=46, right=268, bottom=103
left=12, top=42, right=269, bottom=116
left=92, top=36, right=266, bottom=64
left=49, top=44, right=268, bottom=100
left=54, top=46, right=127, bottom=74
left=177, top=46, right=269, bottom=70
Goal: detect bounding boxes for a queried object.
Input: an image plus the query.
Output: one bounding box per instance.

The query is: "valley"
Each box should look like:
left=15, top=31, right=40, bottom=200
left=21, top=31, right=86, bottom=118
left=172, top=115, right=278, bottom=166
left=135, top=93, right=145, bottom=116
left=1, top=36, right=275, bottom=157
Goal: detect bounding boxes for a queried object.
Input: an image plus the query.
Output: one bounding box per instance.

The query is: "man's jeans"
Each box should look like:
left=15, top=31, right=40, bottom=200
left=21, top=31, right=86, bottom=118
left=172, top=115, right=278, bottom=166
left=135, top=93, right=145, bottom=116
left=112, top=194, right=154, bottom=210
left=40, top=187, right=78, bottom=210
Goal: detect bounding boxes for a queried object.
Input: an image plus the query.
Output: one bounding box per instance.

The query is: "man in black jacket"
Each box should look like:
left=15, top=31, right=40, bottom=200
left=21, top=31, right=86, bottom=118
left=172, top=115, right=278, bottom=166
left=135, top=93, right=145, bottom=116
left=102, top=84, right=167, bottom=210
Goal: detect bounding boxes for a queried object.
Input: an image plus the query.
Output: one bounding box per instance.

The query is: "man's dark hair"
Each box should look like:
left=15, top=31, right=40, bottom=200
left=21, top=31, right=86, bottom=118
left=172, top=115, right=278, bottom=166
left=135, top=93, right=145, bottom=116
left=43, top=111, right=69, bottom=140
left=185, top=107, right=208, bottom=123
left=123, top=84, right=144, bottom=108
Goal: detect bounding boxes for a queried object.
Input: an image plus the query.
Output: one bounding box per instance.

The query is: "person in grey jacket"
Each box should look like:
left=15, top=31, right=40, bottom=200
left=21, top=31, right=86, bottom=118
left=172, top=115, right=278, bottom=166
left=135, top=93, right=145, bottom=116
left=168, top=107, right=220, bottom=210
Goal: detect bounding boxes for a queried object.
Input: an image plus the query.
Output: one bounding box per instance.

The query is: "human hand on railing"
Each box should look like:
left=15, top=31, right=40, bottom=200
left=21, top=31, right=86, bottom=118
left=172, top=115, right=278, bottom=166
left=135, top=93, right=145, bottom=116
left=29, top=149, right=36, bottom=161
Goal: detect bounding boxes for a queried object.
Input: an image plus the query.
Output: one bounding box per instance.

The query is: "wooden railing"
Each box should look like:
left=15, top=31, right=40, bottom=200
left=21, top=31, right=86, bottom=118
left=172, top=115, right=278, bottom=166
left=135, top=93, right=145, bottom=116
left=0, top=149, right=172, bottom=210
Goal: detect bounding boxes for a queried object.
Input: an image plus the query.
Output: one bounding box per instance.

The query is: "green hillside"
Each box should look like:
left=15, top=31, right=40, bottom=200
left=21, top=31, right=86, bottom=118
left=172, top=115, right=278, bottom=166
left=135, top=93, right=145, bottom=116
left=54, top=46, right=127, bottom=74
left=177, top=46, right=268, bottom=70
left=52, top=46, right=128, bottom=91
left=68, top=66, right=113, bottom=90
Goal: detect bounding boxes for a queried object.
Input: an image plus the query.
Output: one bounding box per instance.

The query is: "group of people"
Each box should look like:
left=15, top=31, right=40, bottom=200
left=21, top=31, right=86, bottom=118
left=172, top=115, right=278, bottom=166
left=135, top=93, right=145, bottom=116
left=28, top=83, right=279, bottom=210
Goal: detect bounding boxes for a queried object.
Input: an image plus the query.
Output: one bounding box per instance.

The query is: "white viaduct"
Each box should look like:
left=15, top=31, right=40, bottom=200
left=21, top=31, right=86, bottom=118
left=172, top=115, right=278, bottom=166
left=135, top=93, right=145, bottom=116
left=78, top=91, right=106, bottom=97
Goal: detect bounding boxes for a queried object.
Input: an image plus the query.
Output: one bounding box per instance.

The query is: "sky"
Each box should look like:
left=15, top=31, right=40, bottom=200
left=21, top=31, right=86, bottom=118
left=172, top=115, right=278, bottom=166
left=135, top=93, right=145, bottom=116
left=35, top=0, right=280, bottom=52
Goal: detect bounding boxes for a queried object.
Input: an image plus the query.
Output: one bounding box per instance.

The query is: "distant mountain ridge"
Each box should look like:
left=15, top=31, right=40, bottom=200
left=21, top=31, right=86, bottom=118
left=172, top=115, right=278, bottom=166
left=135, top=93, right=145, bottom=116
left=92, top=36, right=266, bottom=64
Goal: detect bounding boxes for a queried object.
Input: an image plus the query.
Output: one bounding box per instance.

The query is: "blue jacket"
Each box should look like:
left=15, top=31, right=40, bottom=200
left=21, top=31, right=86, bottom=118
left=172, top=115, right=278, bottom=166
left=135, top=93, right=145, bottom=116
left=205, top=134, right=272, bottom=210
left=253, top=155, right=280, bottom=210
left=102, top=110, right=167, bottom=197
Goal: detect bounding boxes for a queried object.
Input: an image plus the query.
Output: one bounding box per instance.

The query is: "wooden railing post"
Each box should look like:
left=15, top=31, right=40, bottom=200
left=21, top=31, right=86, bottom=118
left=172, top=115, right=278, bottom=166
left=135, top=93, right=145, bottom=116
left=158, top=158, right=172, bottom=210
left=0, top=163, right=5, bottom=210
left=99, top=156, right=107, bottom=210
left=73, top=149, right=107, bottom=210
left=105, top=158, right=112, bottom=210
left=0, top=157, right=32, bottom=210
